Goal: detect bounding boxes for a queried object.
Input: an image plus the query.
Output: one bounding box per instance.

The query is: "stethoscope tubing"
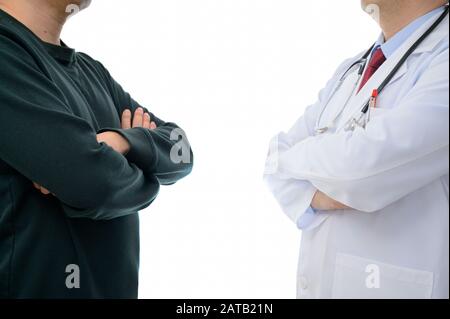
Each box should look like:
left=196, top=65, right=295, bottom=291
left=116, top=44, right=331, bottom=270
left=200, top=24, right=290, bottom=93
left=361, top=4, right=449, bottom=115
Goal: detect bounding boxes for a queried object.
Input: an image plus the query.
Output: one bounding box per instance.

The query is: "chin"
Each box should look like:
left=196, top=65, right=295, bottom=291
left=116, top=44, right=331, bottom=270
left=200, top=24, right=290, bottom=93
left=78, top=0, right=92, bottom=10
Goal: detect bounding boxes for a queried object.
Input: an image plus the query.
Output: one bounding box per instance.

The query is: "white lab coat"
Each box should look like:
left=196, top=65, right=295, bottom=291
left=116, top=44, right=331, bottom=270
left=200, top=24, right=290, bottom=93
left=265, top=12, right=449, bottom=299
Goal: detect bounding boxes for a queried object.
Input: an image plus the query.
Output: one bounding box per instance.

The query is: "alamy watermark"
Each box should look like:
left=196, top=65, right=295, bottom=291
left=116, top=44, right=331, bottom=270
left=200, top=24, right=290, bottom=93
left=365, top=264, right=381, bottom=289
left=170, top=128, right=192, bottom=164
left=65, top=264, right=80, bottom=289
left=364, top=4, right=381, bottom=24
left=65, top=4, right=81, bottom=19
left=66, top=1, right=92, bottom=18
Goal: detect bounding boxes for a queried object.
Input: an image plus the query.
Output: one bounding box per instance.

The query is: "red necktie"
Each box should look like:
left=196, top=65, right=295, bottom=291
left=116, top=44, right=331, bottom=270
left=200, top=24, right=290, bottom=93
left=358, top=47, right=386, bottom=92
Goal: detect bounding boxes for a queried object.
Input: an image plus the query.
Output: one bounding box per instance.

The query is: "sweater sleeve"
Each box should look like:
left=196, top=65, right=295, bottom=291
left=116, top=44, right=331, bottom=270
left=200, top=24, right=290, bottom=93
left=93, top=59, right=194, bottom=185
left=0, top=35, right=160, bottom=220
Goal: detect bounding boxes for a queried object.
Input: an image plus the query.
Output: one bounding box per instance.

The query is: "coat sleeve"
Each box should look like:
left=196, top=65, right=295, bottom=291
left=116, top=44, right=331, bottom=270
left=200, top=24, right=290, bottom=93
left=273, top=49, right=450, bottom=213
left=0, top=35, right=160, bottom=220
left=92, top=59, right=194, bottom=186
left=264, top=58, right=355, bottom=227
left=264, top=133, right=318, bottom=227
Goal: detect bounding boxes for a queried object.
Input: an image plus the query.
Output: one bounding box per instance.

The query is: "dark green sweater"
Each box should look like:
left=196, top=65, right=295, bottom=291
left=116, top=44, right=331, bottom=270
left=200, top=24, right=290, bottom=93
left=0, top=10, right=193, bottom=299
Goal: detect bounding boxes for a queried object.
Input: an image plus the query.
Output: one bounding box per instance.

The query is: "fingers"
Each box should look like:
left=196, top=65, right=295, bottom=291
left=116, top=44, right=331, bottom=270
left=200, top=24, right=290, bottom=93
left=143, top=113, right=151, bottom=129
left=132, top=107, right=144, bottom=128
left=334, top=201, right=350, bottom=210
left=121, top=109, right=132, bottom=129
left=40, top=187, right=51, bottom=196
left=122, top=108, right=157, bottom=130
left=312, top=191, right=349, bottom=211
left=32, top=182, right=52, bottom=196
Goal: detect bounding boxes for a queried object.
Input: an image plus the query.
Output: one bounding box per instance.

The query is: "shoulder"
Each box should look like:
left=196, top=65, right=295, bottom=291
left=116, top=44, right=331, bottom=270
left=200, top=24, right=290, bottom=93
left=0, top=23, right=45, bottom=71
left=75, top=51, right=113, bottom=79
left=319, top=50, right=367, bottom=90
left=0, top=30, right=38, bottom=69
left=76, top=51, right=108, bottom=71
left=0, top=26, right=26, bottom=53
left=411, top=31, right=449, bottom=81
left=421, top=44, right=449, bottom=78
left=76, top=51, right=99, bottom=65
left=335, top=50, right=367, bottom=77
left=0, top=12, right=38, bottom=52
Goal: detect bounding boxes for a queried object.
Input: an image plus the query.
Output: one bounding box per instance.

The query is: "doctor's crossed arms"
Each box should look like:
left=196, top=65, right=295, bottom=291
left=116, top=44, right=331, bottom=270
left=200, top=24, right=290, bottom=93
left=265, top=0, right=449, bottom=299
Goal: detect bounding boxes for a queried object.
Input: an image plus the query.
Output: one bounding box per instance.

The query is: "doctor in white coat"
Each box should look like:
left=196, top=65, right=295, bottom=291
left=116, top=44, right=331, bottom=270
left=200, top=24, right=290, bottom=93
left=265, top=0, right=449, bottom=299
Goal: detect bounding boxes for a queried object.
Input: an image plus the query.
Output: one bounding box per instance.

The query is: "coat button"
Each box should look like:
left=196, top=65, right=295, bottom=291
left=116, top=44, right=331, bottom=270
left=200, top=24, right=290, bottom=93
left=299, top=276, right=309, bottom=290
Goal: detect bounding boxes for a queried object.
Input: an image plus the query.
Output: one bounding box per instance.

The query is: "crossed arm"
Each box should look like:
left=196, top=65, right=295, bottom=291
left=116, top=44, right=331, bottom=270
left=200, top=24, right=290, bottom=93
left=264, top=59, right=356, bottom=220
left=266, top=49, right=449, bottom=220
left=33, top=107, right=158, bottom=195
left=312, top=191, right=349, bottom=211
left=0, top=36, right=193, bottom=220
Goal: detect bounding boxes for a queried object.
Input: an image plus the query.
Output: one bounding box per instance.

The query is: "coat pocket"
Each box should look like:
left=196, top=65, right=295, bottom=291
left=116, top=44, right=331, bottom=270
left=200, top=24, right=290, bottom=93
left=331, top=253, right=434, bottom=299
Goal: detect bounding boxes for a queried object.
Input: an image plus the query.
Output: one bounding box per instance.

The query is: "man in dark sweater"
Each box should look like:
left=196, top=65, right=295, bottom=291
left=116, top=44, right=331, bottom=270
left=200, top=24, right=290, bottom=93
left=0, top=0, right=193, bottom=298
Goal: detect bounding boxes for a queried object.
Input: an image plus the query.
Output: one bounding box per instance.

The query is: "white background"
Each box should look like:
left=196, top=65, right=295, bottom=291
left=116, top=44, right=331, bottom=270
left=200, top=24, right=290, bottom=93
left=63, top=0, right=379, bottom=299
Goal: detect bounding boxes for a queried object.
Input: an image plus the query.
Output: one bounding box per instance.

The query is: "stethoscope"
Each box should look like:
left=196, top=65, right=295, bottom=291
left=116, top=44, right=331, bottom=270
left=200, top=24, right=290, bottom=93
left=315, top=5, right=449, bottom=135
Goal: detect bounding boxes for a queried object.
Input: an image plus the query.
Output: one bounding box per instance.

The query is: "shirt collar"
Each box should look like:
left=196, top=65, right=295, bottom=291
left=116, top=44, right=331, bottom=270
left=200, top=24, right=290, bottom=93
left=373, top=6, right=447, bottom=58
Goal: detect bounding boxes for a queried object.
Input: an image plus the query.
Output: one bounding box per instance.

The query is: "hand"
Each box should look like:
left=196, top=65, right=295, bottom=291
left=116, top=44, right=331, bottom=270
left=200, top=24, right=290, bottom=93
left=97, top=131, right=131, bottom=154
left=311, top=191, right=350, bottom=211
left=121, top=108, right=157, bottom=130
left=96, top=108, right=157, bottom=154
left=32, top=182, right=52, bottom=196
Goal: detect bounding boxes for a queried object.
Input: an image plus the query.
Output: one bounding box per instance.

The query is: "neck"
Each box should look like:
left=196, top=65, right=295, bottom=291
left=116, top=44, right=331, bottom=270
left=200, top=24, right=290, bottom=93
left=0, top=0, right=71, bottom=45
left=379, top=1, right=447, bottom=41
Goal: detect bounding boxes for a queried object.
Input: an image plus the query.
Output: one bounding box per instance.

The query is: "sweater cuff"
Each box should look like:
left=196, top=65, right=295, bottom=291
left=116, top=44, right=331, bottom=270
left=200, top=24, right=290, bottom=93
left=98, top=127, right=158, bottom=171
